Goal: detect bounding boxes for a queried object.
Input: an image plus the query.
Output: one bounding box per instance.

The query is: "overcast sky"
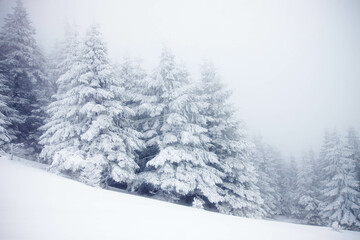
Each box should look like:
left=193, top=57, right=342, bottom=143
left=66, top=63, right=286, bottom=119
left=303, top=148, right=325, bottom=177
left=1, top=0, right=359, bottom=160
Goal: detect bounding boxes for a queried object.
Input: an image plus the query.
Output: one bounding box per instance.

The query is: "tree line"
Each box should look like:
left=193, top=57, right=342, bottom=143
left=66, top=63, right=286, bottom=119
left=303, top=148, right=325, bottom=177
left=0, top=1, right=359, bottom=231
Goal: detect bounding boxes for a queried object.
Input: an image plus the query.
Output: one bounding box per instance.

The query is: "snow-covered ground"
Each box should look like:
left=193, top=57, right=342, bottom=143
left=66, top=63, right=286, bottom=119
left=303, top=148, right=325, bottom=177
left=0, top=155, right=359, bottom=240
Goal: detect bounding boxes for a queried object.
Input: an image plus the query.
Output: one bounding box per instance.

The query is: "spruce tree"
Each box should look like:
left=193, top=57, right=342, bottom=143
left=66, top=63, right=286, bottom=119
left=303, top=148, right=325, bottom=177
left=0, top=0, right=48, bottom=154
left=40, top=25, right=143, bottom=187
left=253, top=137, right=282, bottom=217
left=133, top=49, right=224, bottom=205
left=198, top=63, right=263, bottom=217
left=296, top=150, right=320, bottom=225
left=116, top=57, right=147, bottom=170
left=319, top=129, right=360, bottom=230
left=282, top=157, right=300, bottom=218
left=119, top=56, right=147, bottom=108
left=0, top=73, right=18, bottom=150
left=344, top=127, right=360, bottom=191
left=39, top=24, right=81, bottom=164
left=47, top=22, right=80, bottom=96
left=344, top=127, right=360, bottom=225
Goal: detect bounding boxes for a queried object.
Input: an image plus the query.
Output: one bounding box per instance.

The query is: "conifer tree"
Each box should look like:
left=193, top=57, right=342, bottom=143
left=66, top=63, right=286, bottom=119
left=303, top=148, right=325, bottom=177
left=119, top=56, right=147, bottom=108
left=319, top=129, right=360, bottom=230
left=253, top=138, right=282, bottom=217
left=0, top=0, right=48, bottom=154
left=296, top=150, right=320, bottom=224
left=198, top=63, right=263, bottom=217
left=39, top=25, right=81, bottom=164
left=47, top=22, right=80, bottom=96
left=133, top=50, right=224, bottom=205
left=344, top=127, right=360, bottom=224
left=0, top=73, right=18, bottom=150
left=282, top=157, right=300, bottom=218
left=116, top=57, right=147, bottom=170
left=134, top=49, right=186, bottom=164
left=40, top=25, right=142, bottom=187
left=344, top=127, right=360, bottom=191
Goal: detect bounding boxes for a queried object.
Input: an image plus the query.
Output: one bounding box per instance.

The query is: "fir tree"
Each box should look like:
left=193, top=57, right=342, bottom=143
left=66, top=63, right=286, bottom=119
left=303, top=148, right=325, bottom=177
left=40, top=25, right=143, bottom=187
left=253, top=137, right=282, bottom=217
left=0, top=73, right=18, bottom=150
left=39, top=24, right=81, bottom=165
left=344, top=127, right=360, bottom=191
left=198, top=63, right=264, bottom=217
left=116, top=57, right=147, bottom=170
left=319, top=129, right=360, bottom=230
left=133, top=49, right=224, bottom=205
left=118, top=56, right=147, bottom=108
left=282, top=157, right=300, bottom=218
left=0, top=0, right=48, bottom=154
left=344, top=127, right=360, bottom=225
left=296, top=150, right=320, bottom=225
left=47, top=22, right=80, bottom=96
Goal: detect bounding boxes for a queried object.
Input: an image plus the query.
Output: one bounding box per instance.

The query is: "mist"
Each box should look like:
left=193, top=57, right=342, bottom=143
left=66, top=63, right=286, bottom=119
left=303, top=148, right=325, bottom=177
left=1, top=0, right=359, bottom=160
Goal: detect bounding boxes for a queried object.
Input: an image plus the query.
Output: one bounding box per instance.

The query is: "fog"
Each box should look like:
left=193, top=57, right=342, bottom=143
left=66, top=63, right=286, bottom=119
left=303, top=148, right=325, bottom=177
left=1, top=0, right=359, bottom=160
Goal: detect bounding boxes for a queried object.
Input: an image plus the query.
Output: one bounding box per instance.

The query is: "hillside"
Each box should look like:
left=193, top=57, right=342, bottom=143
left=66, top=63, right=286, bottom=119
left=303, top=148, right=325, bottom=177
left=0, top=154, right=359, bottom=240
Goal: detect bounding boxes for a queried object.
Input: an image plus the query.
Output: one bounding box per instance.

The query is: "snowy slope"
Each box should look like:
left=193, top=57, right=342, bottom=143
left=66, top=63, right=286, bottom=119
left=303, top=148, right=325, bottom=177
left=0, top=155, right=359, bottom=240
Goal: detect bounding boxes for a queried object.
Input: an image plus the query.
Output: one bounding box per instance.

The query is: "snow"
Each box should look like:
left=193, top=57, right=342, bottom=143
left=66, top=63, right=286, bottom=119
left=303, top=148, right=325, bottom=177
left=0, top=155, right=359, bottom=240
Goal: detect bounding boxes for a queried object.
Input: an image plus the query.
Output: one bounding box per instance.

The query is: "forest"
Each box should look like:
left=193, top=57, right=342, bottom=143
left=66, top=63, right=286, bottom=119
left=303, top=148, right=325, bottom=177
left=0, top=0, right=359, bottom=231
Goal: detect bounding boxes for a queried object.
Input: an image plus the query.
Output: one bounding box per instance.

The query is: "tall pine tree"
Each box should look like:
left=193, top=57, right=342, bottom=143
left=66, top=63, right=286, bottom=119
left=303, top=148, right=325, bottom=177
left=133, top=49, right=224, bottom=206
left=40, top=25, right=143, bottom=187
left=344, top=127, right=360, bottom=191
left=253, top=137, right=282, bottom=217
left=0, top=0, right=48, bottom=155
left=118, top=56, right=147, bottom=109
left=0, top=72, right=19, bottom=150
left=116, top=56, right=147, bottom=171
left=319, top=129, right=360, bottom=230
left=296, top=150, right=320, bottom=225
left=282, top=157, right=300, bottom=218
left=47, top=22, right=80, bottom=96
left=198, top=63, right=264, bottom=217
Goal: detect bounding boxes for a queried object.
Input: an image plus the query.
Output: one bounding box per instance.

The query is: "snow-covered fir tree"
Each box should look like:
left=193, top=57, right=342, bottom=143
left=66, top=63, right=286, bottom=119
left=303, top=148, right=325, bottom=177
left=343, top=127, right=360, bottom=224
left=39, top=24, right=81, bottom=165
left=133, top=49, right=182, bottom=167
left=132, top=49, right=224, bottom=206
left=318, top=129, right=360, bottom=230
left=253, top=137, right=282, bottom=217
left=47, top=22, right=80, bottom=96
left=40, top=25, right=143, bottom=187
left=296, top=150, right=321, bottom=225
left=0, top=73, right=18, bottom=150
left=198, top=63, right=263, bottom=217
left=116, top=57, right=147, bottom=170
left=316, top=130, right=332, bottom=225
left=344, top=127, right=360, bottom=191
left=276, top=156, right=291, bottom=217
left=118, top=56, right=147, bottom=108
left=282, top=157, right=300, bottom=218
left=0, top=0, right=48, bottom=154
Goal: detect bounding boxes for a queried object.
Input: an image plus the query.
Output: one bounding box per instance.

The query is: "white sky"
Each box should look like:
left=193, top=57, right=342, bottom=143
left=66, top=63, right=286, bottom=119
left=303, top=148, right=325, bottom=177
left=1, top=0, right=359, bottom=160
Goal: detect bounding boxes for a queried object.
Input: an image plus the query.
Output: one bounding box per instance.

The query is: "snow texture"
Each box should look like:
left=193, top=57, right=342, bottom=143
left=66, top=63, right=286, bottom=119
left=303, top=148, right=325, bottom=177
left=0, top=155, right=359, bottom=240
